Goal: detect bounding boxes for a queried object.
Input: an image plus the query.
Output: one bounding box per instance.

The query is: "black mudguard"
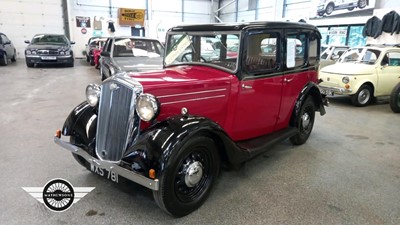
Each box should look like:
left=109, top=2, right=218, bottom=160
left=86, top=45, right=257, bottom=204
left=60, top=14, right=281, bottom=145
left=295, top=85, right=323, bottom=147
left=290, top=82, right=326, bottom=127
left=123, top=116, right=248, bottom=174
left=62, top=101, right=97, bottom=150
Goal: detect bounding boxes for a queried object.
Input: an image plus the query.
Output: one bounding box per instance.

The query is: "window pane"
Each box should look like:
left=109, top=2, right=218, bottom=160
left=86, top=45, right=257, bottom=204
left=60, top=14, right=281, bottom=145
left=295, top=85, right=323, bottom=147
left=245, top=33, right=278, bottom=73
left=287, top=33, right=306, bottom=68
left=348, top=25, right=366, bottom=47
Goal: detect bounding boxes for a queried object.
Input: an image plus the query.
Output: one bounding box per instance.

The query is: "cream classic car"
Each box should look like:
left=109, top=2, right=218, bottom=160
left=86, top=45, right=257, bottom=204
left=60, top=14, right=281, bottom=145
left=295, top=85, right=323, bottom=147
left=319, top=45, right=400, bottom=106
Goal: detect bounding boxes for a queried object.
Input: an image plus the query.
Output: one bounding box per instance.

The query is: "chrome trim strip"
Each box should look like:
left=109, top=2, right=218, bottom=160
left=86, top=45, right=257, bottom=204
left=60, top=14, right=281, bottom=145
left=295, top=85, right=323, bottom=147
left=54, top=136, right=159, bottom=191
left=319, top=85, right=352, bottom=94
left=161, top=95, right=226, bottom=105
left=158, top=88, right=227, bottom=98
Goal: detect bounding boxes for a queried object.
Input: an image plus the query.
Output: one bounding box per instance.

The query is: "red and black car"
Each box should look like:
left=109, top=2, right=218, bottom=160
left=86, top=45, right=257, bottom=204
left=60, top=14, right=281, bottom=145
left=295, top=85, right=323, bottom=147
left=54, top=21, right=327, bottom=217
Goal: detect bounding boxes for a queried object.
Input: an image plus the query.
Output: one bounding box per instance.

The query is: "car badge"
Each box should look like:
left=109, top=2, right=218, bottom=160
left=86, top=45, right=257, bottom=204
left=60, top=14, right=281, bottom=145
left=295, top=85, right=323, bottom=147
left=110, top=83, right=119, bottom=91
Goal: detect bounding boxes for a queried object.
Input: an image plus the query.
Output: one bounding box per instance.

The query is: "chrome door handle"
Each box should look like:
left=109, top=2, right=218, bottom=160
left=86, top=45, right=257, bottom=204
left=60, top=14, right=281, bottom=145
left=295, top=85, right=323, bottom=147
left=284, top=78, right=293, bottom=83
left=242, top=84, right=252, bottom=89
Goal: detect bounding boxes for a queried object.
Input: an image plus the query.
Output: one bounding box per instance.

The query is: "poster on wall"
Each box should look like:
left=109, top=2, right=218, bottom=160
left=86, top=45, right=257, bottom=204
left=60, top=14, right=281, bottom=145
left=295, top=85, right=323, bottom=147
left=310, top=0, right=376, bottom=19
left=76, top=16, right=91, bottom=28
left=118, top=8, right=145, bottom=26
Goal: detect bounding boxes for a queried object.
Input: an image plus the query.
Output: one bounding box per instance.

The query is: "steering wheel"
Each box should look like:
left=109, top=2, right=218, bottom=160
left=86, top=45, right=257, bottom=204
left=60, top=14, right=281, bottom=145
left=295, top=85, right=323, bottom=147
left=181, top=52, right=207, bottom=62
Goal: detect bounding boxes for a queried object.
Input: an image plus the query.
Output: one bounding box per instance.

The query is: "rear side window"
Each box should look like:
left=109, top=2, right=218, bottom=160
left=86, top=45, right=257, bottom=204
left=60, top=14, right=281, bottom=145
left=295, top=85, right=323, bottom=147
left=245, top=32, right=279, bottom=74
left=387, top=52, right=400, bottom=66
left=286, top=33, right=307, bottom=68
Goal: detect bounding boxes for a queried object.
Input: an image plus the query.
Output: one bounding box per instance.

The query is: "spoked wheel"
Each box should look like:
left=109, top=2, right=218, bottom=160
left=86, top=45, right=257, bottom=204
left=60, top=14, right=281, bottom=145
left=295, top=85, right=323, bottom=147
left=390, top=83, right=400, bottom=113
left=290, top=97, right=315, bottom=145
left=153, top=136, right=220, bottom=217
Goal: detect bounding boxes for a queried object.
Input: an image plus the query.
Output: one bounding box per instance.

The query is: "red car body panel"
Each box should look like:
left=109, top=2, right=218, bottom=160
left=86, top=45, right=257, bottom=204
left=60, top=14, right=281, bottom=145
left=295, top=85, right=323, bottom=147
left=130, top=65, right=317, bottom=141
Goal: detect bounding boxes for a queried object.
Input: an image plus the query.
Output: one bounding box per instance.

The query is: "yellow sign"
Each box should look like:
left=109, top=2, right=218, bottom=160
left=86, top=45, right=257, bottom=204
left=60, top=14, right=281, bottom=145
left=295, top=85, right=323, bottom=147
left=119, top=8, right=145, bottom=26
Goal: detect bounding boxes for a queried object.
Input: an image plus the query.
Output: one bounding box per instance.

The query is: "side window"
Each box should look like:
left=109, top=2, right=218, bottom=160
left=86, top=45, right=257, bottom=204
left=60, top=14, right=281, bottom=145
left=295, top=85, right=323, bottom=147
left=245, top=32, right=279, bottom=74
left=287, top=33, right=307, bottom=68
left=387, top=52, right=400, bottom=66
left=106, top=39, right=113, bottom=52
left=309, top=32, right=319, bottom=66
left=2, top=35, right=10, bottom=43
left=0, top=35, right=3, bottom=44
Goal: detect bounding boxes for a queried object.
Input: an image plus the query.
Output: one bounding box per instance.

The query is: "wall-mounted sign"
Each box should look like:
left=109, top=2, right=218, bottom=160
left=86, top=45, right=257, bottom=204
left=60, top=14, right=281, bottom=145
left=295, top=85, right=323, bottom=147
left=327, top=29, right=347, bottom=36
left=81, top=28, right=87, bottom=34
left=118, top=8, right=145, bottom=26
left=76, top=16, right=91, bottom=28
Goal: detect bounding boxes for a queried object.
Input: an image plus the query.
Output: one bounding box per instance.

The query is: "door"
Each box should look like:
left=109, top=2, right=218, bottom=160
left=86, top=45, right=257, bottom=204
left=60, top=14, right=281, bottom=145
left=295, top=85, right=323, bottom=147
left=101, top=38, right=114, bottom=77
left=1, top=34, right=12, bottom=58
left=376, top=51, right=400, bottom=95
left=231, top=30, right=283, bottom=141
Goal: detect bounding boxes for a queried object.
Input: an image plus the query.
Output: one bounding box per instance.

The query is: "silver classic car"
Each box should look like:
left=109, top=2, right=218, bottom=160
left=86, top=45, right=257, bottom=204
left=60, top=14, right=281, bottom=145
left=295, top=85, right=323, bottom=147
left=99, top=37, right=164, bottom=80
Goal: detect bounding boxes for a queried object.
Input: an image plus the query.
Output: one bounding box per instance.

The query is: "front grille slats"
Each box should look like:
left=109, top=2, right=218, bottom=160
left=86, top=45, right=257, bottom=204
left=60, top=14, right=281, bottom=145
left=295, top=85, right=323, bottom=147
left=96, top=79, right=137, bottom=162
left=37, top=50, right=59, bottom=55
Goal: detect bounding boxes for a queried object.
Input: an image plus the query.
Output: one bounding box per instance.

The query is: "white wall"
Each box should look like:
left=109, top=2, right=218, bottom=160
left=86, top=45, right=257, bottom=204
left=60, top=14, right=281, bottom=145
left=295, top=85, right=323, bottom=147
left=70, top=0, right=212, bottom=57
left=0, top=0, right=64, bottom=59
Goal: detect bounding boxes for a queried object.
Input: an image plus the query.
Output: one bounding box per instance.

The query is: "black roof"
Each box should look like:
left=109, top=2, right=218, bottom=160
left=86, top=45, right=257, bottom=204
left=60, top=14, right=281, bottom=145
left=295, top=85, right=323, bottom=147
left=168, top=21, right=319, bottom=32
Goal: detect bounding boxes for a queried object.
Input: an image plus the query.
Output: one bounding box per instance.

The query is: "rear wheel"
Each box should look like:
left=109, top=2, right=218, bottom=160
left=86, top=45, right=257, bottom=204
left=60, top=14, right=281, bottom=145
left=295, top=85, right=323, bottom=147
left=153, top=136, right=220, bottom=217
left=290, top=97, right=315, bottom=145
left=390, top=83, right=400, bottom=113
left=89, top=56, right=95, bottom=66
left=351, top=84, right=372, bottom=107
left=0, top=53, right=8, bottom=66
left=326, top=3, right=334, bottom=15
left=358, top=0, right=367, bottom=9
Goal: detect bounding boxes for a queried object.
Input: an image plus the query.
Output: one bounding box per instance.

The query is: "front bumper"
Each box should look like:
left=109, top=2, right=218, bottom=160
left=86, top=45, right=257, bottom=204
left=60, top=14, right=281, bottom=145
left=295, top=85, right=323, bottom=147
left=54, top=136, right=159, bottom=191
left=319, top=85, right=353, bottom=96
left=25, top=55, right=73, bottom=64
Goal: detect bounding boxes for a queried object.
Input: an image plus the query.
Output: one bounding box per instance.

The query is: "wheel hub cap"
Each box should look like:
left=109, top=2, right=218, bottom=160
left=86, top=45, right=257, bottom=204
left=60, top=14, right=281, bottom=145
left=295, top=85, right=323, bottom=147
left=302, top=112, right=310, bottom=129
left=358, top=90, right=370, bottom=104
left=184, top=161, right=203, bottom=187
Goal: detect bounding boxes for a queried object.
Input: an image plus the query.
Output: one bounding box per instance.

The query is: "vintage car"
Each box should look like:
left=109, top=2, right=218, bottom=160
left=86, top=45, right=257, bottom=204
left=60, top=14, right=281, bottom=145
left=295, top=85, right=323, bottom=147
left=317, top=0, right=368, bottom=16
left=99, top=36, right=164, bottom=80
left=0, top=32, right=17, bottom=66
left=319, top=45, right=400, bottom=106
left=54, top=21, right=326, bottom=217
left=319, top=45, right=349, bottom=69
left=24, top=34, right=75, bottom=67
left=390, top=83, right=400, bottom=113
left=85, top=36, right=106, bottom=65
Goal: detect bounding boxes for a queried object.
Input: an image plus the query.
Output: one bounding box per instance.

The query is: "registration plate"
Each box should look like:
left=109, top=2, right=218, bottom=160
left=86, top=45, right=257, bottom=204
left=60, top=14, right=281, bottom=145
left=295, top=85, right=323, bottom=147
left=41, top=56, right=56, bottom=60
left=90, top=164, right=119, bottom=183
left=320, top=88, right=334, bottom=96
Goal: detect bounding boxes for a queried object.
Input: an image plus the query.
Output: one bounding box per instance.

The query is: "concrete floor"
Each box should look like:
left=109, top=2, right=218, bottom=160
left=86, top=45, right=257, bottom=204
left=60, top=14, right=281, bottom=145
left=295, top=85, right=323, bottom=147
left=0, top=60, right=399, bottom=225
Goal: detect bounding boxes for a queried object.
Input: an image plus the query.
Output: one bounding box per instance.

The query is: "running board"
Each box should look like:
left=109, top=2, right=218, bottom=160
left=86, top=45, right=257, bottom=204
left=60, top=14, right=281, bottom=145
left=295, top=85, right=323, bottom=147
left=236, top=127, right=299, bottom=159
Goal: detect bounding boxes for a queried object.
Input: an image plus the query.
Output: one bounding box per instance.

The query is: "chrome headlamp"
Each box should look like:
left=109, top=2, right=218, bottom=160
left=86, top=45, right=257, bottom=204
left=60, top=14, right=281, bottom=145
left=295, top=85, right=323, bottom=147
left=136, top=94, right=159, bottom=122
left=342, top=76, right=350, bottom=84
left=85, top=84, right=101, bottom=106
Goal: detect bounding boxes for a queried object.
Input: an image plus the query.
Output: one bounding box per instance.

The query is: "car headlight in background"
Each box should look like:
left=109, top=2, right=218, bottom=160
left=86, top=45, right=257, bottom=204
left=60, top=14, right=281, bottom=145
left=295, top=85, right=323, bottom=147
left=26, top=50, right=31, bottom=55
left=86, top=84, right=101, bottom=106
left=65, top=50, right=71, bottom=56
left=136, top=94, right=159, bottom=122
left=342, top=76, right=350, bottom=84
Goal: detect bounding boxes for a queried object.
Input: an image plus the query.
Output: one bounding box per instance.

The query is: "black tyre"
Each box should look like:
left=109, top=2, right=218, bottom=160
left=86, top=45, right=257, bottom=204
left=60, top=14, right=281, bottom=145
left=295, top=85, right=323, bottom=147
left=11, top=50, right=16, bottom=62
left=317, top=12, right=324, bottom=16
left=351, top=84, right=373, bottom=107
left=153, top=136, right=220, bottom=217
left=86, top=54, right=90, bottom=62
left=390, top=83, right=400, bottom=113
left=347, top=7, right=355, bottom=11
left=0, top=53, right=8, bottom=66
left=26, top=62, right=34, bottom=68
left=326, top=3, right=334, bottom=15
left=290, top=97, right=315, bottom=145
left=100, top=67, right=107, bottom=81
left=89, top=57, right=95, bottom=66
left=67, top=61, right=74, bottom=67
left=358, top=0, right=367, bottom=9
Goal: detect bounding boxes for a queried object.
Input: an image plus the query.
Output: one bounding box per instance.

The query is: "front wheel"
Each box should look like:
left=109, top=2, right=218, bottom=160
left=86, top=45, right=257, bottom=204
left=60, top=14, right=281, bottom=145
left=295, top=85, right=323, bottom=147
left=0, top=53, right=8, bottom=66
left=11, top=50, right=16, bottom=62
left=351, top=84, right=372, bottom=107
left=390, top=83, right=400, bottom=113
left=290, top=97, right=315, bottom=145
left=153, top=136, right=220, bottom=217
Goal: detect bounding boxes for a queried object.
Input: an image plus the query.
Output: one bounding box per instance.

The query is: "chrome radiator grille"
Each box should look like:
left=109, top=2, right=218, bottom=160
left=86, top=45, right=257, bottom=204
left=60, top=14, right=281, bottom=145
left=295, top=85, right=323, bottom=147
left=96, top=77, right=141, bottom=162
